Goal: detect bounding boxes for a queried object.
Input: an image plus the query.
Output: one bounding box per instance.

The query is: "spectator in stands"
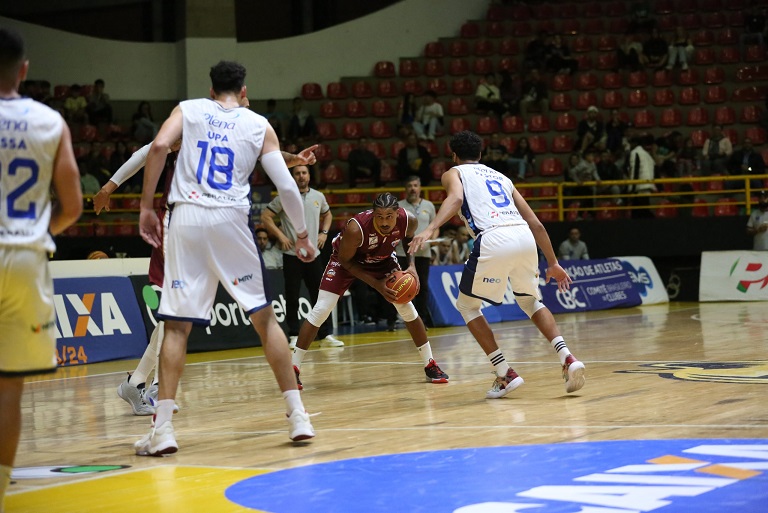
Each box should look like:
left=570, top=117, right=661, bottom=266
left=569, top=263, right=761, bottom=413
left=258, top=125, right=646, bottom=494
left=397, top=133, right=432, bottom=185
left=596, top=150, right=625, bottom=204
left=641, top=28, right=669, bottom=69
left=397, top=92, right=417, bottom=138
left=666, top=27, right=693, bottom=71
left=255, top=227, right=283, bottom=270
left=605, top=109, right=630, bottom=155
left=523, top=30, right=549, bottom=72
left=506, top=136, right=536, bottom=182
left=700, top=124, right=732, bottom=175
left=746, top=190, right=768, bottom=251
left=79, top=162, right=101, bottom=196
left=262, top=99, right=285, bottom=141
left=348, top=137, right=382, bottom=188
left=627, top=135, right=657, bottom=218
left=63, top=83, right=88, bottom=123
left=481, top=133, right=509, bottom=174
left=450, top=226, right=472, bottom=265
left=558, top=227, right=590, bottom=260
left=498, top=69, right=520, bottom=116
left=475, top=73, right=505, bottom=121
left=628, top=0, right=655, bottom=34
left=728, top=138, right=766, bottom=190
left=287, top=96, right=318, bottom=142
left=568, top=152, right=601, bottom=220
left=760, top=96, right=768, bottom=132
left=545, top=34, right=579, bottom=76
left=741, top=7, right=767, bottom=60
left=431, top=238, right=454, bottom=266
left=616, top=35, right=644, bottom=72
left=131, top=101, right=158, bottom=144
left=80, top=142, right=111, bottom=187
left=412, top=90, right=444, bottom=141
left=652, top=133, right=678, bottom=178
left=676, top=136, right=699, bottom=176
left=576, top=106, right=607, bottom=155
left=86, top=78, right=112, bottom=125
left=519, top=68, right=548, bottom=122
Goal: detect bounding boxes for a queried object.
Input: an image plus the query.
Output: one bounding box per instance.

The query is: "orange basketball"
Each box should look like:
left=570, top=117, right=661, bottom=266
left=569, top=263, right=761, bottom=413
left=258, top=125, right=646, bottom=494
left=386, top=271, right=419, bottom=304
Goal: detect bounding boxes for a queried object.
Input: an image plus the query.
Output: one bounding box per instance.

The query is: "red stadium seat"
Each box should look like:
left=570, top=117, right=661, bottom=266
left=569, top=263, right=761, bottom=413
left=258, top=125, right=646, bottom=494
left=719, top=47, right=740, bottom=63
left=431, top=161, right=448, bottom=181
left=448, top=59, right=470, bottom=76
left=574, top=54, right=593, bottom=71
left=745, top=127, right=767, bottom=145
left=314, top=143, right=332, bottom=162
left=703, top=12, right=726, bottom=28
left=474, top=39, right=495, bottom=56
left=605, top=1, right=627, bottom=17
left=627, top=71, right=648, bottom=88
left=652, top=70, right=673, bottom=87
left=572, top=36, right=592, bottom=53
left=528, top=135, right=548, bottom=154
left=678, top=87, right=701, bottom=105
left=550, top=92, right=573, bottom=111
left=601, top=90, right=624, bottom=109
left=376, top=79, right=398, bottom=98
left=655, top=0, right=673, bottom=14
left=583, top=18, right=606, bottom=34
left=336, top=142, right=354, bottom=161
left=607, top=18, right=629, bottom=34
left=460, top=22, right=480, bottom=38
left=537, top=204, right=559, bottom=222
left=345, top=100, right=367, bottom=118
left=576, top=91, right=598, bottom=110
left=551, top=74, right=574, bottom=91
left=576, top=72, right=598, bottom=90
left=486, top=21, right=506, bottom=38
left=424, top=41, right=445, bottom=58
left=723, top=128, right=738, bottom=145
left=322, top=164, right=344, bottom=184
left=399, top=59, right=421, bottom=77
left=380, top=161, right=397, bottom=183
left=691, top=199, right=710, bottom=217
left=371, top=100, right=394, bottom=118
left=426, top=78, right=448, bottom=95
left=690, top=129, right=710, bottom=147
left=527, top=115, right=550, bottom=132
left=499, top=38, right=519, bottom=55
left=703, top=66, right=725, bottom=84
left=53, top=84, right=69, bottom=100
left=745, top=46, right=767, bottom=63
left=390, top=140, right=405, bottom=159
left=326, top=82, right=349, bottom=99
left=596, top=52, right=618, bottom=70
left=732, top=86, right=764, bottom=103
left=555, top=112, right=578, bottom=131
left=714, top=198, right=738, bottom=216
left=659, top=108, right=682, bottom=127
left=472, top=58, right=494, bottom=76
left=512, top=21, right=533, bottom=37
left=597, top=35, right=617, bottom=53
left=654, top=200, right=679, bottom=218
left=551, top=134, right=576, bottom=153
left=539, top=157, right=563, bottom=177
left=300, top=82, right=323, bottom=100
left=502, top=116, right=525, bottom=133
left=498, top=57, right=517, bottom=73
left=602, top=72, right=623, bottom=89
left=422, top=140, right=439, bottom=158
left=741, top=105, right=763, bottom=124
left=342, top=121, right=364, bottom=139
left=686, top=106, right=710, bottom=126
left=653, top=88, right=675, bottom=107
left=694, top=48, right=716, bottom=65
left=447, top=97, right=469, bottom=115
left=351, top=80, right=373, bottom=99
left=424, top=59, right=445, bottom=77
left=369, top=120, right=393, bottom=139
left=677, top=69, right=699, bottom=86
left=736, top=66, right=768, bottom=82
left=319, top=101, right=342, bottom=118
left=401, top=79, right=424, bottom=96
left=627, top=89, right=649, bottom=108
left=633, top=109, right=656, bottom=128
left=374, top=61, right=396, bottom=78
left=365, top=141, right=386, bottom=160
left=476, top=116, right=499, bottom=135
left=451, top=78, right=473, bottom=96
left=705, top=85, right=727, bottom=104
left=690, top=29, right=713, bottom=46
left=714, top=106, right=736, bottom=125
left=718, top=27, right=738, bottom=45
left=450, top=117, right=472, bottom=135
left=449, top=40, right=470, bottom=57
left=79, top=124, right=98, bottom=142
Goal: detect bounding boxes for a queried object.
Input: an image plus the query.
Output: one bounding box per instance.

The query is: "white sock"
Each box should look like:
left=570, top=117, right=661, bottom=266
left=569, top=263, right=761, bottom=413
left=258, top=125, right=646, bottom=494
left=155, top=399, right=175, bottom=427
left=0, top=464, right=11, bottom=512
left=417, top=341, right=434, bottom=365
left=550, top=336, right=570, bottom=365
left=282, top=390, right=304, bottom=415
left=488, top=349, right=510, bottom=377
left=129, top=323, right=161, bottom=385
left=292, top=347, right=307, bottom=368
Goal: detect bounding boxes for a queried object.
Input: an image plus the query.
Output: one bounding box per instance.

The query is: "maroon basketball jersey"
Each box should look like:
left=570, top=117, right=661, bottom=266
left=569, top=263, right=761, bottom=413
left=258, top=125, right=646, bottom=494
left=148, top=159, right=176, bottom=287
left=332, top=207, right=408, bottom=265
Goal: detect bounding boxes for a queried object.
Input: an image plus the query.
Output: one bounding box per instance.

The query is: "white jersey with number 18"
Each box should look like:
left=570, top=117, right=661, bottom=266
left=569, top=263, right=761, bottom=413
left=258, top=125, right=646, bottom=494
left=0, top=97, right=63, bottom=253
left=169, top=98, right=267, bottom=208
left=455, top=162, right=527, bottom=237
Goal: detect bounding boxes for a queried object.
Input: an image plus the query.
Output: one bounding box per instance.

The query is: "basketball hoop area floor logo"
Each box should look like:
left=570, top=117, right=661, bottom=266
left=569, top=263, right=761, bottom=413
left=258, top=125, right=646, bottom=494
left=9, top=439, right=767, bottom=512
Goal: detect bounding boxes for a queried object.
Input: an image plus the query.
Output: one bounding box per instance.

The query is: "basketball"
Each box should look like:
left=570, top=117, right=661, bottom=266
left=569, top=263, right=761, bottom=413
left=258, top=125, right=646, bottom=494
left=386, top=271, right=419, bottom=304
left=87, top=250, right=109, bottom=260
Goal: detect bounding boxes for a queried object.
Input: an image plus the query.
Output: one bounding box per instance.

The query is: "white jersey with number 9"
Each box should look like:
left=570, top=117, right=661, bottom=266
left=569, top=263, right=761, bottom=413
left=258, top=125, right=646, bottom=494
left=169, top=98, right=267, bottom=208
left=455, top=163, right=527, bottom=237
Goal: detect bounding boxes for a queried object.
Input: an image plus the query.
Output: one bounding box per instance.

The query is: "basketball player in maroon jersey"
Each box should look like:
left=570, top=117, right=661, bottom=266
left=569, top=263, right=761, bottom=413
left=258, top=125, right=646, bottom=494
left=291, top=193, right=449, bottom=387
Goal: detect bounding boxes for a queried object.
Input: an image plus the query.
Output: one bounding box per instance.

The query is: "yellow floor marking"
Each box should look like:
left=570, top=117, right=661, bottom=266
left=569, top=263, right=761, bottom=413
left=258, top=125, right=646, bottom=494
left=696, top=464, right=762, bottom=480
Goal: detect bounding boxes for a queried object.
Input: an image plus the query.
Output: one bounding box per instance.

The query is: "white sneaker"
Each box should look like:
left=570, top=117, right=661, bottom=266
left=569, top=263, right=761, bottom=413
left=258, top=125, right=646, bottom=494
left=134, top=420, right=178, bottom=456
left=289, top=336, right=298, bottom=349
left=287, top=410, right=315, bottom=441
left=144, top=384, right=180, bottom=414
left=117, top=376, right=154, bottom=416
left=319, top=334, right=344, bottom=347
left=563, top=354, right=586, bottom=393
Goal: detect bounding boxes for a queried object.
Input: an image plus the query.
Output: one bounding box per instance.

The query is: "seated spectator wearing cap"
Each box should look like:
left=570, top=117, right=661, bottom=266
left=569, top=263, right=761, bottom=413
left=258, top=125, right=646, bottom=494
left=575, top=106, right=606, bottom=155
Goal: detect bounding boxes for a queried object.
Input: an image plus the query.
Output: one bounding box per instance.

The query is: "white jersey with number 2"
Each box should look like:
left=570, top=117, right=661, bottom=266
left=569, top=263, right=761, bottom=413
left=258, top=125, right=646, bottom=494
left=454, top=163, right=527, bottom=237
left=169, top=98, right=267, bottom=208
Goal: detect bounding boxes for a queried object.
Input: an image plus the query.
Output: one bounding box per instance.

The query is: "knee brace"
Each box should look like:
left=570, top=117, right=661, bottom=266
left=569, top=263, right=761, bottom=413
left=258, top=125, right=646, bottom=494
left=515, top=293, right=545, bottom=319
left=394, top=301, right=419, bottom=323
left=306, top=290, right=340, bottom=326
left=456, top=292, right=484, bottom=324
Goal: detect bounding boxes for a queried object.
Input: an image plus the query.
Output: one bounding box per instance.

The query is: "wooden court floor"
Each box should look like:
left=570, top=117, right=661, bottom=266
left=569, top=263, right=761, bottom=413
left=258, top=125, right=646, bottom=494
left=6, top=301, right=768, bottom=512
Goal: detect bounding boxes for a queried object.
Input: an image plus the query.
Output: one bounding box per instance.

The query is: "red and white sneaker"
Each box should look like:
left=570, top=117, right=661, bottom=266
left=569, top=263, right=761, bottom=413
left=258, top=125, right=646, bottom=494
left=486, top=368, right=524, bottom=399
left=424, top=359, right=449, bottom=383
left=562, top=354, right=586, bottom=393
left=294, top=365, right=303, bottom=391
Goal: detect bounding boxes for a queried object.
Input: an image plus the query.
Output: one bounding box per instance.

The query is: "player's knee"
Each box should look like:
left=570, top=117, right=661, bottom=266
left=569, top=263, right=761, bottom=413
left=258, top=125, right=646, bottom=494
left=306, top=290, right=340, bottom=326
left=515, top=293, right=545, bottom=318
left=456, top=293, right=483, bottom=323
left=394, top=302, right=418, bottom=323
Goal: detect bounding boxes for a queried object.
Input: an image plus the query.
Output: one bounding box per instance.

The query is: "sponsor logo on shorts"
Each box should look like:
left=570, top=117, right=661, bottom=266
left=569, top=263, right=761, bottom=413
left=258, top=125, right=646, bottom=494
left=326, top=269, right=336, bottom=278
left=188, top=191, right=200, bottom=200
left=30, top=319, right=56, bottom=333
left=483, top=277, right=502, bottom=283
left=232, top=274, right=253, bottom=286
left=171, top=280, right=186, bottom=289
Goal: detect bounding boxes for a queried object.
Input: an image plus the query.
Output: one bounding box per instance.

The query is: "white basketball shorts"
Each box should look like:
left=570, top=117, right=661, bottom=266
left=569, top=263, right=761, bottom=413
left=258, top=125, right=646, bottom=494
left=459, top=224, right=541, bottom=305
left=0, top=247, right=57, bottom=375
left=158, top=204, right=269, bottom=325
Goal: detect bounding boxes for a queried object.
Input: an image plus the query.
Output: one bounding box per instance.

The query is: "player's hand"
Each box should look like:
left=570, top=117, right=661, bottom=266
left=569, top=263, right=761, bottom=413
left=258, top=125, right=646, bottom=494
left=408, top=233, right=429, bottom=254
left=377, top=279, right=398, bottom=303
left=296, top=145, right=318, bottom=166
left=545, top=263, right=572, bottom=293
left=139, top=208, right=162, bottom=248
left=317, top=232, right=328, bottom=249
left=294, top=237, right=317, bottom=263
left=278, top=237, right=294, bottom=251
left=93, top=189, right=111, bottom=214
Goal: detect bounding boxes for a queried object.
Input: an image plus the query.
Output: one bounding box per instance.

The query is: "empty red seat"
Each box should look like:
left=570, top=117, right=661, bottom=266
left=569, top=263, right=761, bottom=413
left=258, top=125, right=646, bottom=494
left=372, top=100, right=394, bottom=118
left=345, top=100, right=367, bottom=118
left=655, top=200, right=679, bottom=218
left=399, top=59, right=421, bottom=77
left=342, top=121, right=364, bottom=139
left=583, top=18, right=606, bottom=34
left=390, top=140, right=406, bottom=159
left=576, top=72, right=598, bottom=90
left=655, top=0, right=673, bottom=14
left=472, top=58, right=494, bottom=75
left=451, top=78, right=473, bottom=96
left=691, top=29, right=713, bottom=46
left=596, top=53, right=618, bottom=70
left=319, top=101, right=342, bottom=118
left=426, top=78, right=448, bottom=95
left=677, top=69, right=699, bottom=86
left=732, top=86, right=764, bottom=103
left=633, top=109, right=656, bottom=128
left=450, top=117, right=472, bottom=134
left=376, top=79, right=398, bottom=97
left=486, top=21, right=506, bottom=38
left=653, top=88, right=675, bottom=106
left=460, top=22, right=480, bottom=38
left=714, top=106, right=736, bottom=125
left=602, top=72, right=623, bottom=89
left=540, top=157, right=563, bottom=177
left=301, top=82, right=323, bottom=100
left=723, top=128, right=739, bottom=145
left=719, top=47, right=740, bottom=63
left=690, top=129, right=710, bottom=147
left=576, top=91, right=598, bottom=110
left=745, top=127, right=767, bottom=145
left=627, top=89, right=649, bottom=108
left=447, top=97, right=469, bottom=115
left=694, top=48, right=716, bottom=65
left=692, top=198, right=710, bottom=217
left=537, top=204, right=559, bottom=222
left=380, top=161, right=397, bottom=183
left=736, top=65, right=768, bottom=82
left=528, top=114, right=550, bottom=132
left=573, top=36, right=592, bottom=53
left=316, top=120, right=340, bottom=138
left=659, top=107, right=682, bottom=127
left=449, top=58, right=470, bottom=76
left=687, top=106, right=710, bottom=126
left=551, top=74, right=574, bottom=91
left=499, top=38, right=519, bottom=55
left=705, top=85, right=727, bottom=104
left=401, top=79, right=424, bottom=96
left=528, top=135, right=548, bottom=153
left=78, top=124, right=98, bottom=142
left=366, top=141, right=386, bottom=160
left=605, top=1, right=627, bottom=17
left=741, top=105, right=763, bottom=123
left=476, top=116, right=499, bottom=135
left=449, top=40, right=470, bottom=57
left=498, top=57, right=517, bottom=73
left=551, top=134, right=576, bottom=153
left=512, top=21, right=533, bottom=37
left=607, top=18, right=629, bottom=34
left=703, top=12, right=726, bottom=28
left=550, top=92, right=573, bottom=111
left=53, top=84, right=69, bottom=100
left=745, top=45, right=766, bottom=62
left=601, top=90, right=624, bottom=109
left=574, top=54, right=593, bottom=71
left=474, top=39, right=495, bottom=56
left=322, top=164, right=344, bottom=184
left=596, top=35, right=617, bottom=52
left=424, top=59, right=445, bottom=77
left=314, top=143, right=332, bottom=162
left=374, top=61, right=396, bottom=78
left=703, top=66, right=725, bottom=84
left=502, top=116, right=525, bottom=133
left=430, top=161, right=448, bottom=181
left=627, top=71, right=648, bottom=88
left=336, top=142, right=354, bottom=160
left=679, top=87, right=701, bottom=105
left=326, top=82, right=349, bottom=99
left=369, top=120, right=393, bottom=139
left=424, top=41, right=445, bottom=58
left=531, top=3, right=554, bottom=19
left=714, top=198, right=738, bottom=216
left=652, top=70, right=673, bottom=87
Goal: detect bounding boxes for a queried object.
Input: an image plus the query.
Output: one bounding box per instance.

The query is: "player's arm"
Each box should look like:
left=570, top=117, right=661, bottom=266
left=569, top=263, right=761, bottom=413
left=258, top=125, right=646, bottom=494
left=409, top=167, right=463, bottom=254
left=49, top=123, right=83, bottom=235
left=139, top=105, right=182, bottom=247
left=513, top=188, right=571, bottom=292
left=93, top=143, right=152, bottom=214
left=337, top=221, right=397, bottom=301
left=261, top=206, right=293, bottom=251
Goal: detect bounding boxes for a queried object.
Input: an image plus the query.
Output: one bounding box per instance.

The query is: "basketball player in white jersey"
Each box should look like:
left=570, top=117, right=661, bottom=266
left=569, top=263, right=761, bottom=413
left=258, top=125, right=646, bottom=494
left=134, top=61, right=316, bottom=456
left=0, top=28, right=82, bottom=511
left=409, top=131, right=586, bottom=398
left=93, top=125, right=319, bottom=416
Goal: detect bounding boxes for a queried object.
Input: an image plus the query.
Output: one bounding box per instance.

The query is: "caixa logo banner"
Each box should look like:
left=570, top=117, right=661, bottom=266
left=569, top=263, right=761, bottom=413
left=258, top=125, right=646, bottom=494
left=53, top=277, right=147, bottom=365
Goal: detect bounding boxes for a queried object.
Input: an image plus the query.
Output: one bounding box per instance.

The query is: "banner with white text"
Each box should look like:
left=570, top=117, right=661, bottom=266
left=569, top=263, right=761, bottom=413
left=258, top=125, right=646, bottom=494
left=700, top=251, right=768, bottom=301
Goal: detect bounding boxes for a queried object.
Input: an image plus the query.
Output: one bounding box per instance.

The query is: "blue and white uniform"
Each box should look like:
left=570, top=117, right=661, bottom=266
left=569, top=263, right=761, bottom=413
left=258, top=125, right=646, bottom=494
left=454, top=163, right=541, bottom=305
left=159, top=98, right=270, bottom=325
left=0, top=97, right=63, bottom=374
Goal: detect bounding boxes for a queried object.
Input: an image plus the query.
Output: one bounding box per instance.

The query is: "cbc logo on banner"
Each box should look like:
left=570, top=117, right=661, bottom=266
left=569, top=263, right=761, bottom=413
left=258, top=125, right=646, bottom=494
left=555, top=287, right=586, bottom=310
